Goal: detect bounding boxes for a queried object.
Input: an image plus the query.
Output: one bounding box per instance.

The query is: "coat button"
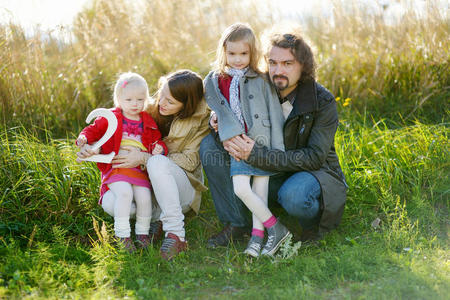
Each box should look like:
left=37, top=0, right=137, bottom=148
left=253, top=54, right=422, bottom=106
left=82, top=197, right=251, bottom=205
left=249, top=94, right=254, bottom=99
left=254, top=114, right=259, bottom=119
left=221, top=100, right=225, bottom=105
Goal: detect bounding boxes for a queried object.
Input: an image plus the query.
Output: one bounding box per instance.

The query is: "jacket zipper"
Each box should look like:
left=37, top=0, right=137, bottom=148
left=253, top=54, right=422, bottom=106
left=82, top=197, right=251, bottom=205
left=299, top=123, right=306, bottom=135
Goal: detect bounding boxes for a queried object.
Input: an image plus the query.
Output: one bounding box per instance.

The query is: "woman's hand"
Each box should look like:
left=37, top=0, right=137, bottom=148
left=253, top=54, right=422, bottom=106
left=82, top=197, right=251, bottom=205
left=76, top=144, right=100, bottom=162
left=111, top=146, right=149, bottom=168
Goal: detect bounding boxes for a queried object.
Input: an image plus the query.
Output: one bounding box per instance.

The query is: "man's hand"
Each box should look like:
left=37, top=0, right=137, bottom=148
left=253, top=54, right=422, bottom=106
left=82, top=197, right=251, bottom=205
left=223, top=134, right=255, bottom=161
left=222, top=138, right=239, bottom=160
left=209, top=111, right=218, bottom=132
left=111, top=146, right=148, bottom=168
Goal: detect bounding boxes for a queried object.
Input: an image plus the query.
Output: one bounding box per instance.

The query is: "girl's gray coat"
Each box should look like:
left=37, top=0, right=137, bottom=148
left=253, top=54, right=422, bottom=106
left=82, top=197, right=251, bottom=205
left=204, top=69, right=285, bottom=151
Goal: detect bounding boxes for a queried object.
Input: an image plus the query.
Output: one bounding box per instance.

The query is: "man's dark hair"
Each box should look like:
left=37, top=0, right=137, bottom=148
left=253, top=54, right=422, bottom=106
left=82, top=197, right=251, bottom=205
left=266, top=30, right=316, bottom=81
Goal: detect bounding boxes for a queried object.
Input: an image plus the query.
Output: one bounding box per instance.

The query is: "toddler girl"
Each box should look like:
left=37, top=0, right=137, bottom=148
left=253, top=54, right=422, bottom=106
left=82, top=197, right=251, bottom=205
left=76, top=72, right=167, bottom=252
left=204, top=23, right=291, bottom=257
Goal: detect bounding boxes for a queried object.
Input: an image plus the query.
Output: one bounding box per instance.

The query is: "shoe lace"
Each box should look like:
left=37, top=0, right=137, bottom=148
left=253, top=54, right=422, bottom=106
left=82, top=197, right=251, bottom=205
left=161, top=237, right=176, bottom=252
left=248, top=241, right=261, bottom=252
left=265, top=234, right=275, bottom=249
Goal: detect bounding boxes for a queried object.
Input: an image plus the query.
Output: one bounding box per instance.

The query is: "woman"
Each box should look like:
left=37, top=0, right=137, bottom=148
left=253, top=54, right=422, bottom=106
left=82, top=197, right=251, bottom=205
left=105, top=69, right=210, bottom=260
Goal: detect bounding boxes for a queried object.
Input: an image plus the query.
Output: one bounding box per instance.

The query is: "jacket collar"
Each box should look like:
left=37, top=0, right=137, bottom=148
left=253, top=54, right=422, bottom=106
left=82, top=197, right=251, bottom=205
left=243, top=68, right=259, bottom=78
left=112, top=107, right=122, bottom=114
left=291, top=78, right=318, bottom=116
left=211, top=68, right=260, bottom=79
left=111, top=107, right=124, bottom=121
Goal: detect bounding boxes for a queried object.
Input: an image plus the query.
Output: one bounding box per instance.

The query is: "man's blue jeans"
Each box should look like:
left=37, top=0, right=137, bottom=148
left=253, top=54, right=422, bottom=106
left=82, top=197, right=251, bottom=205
left=200, top=133, right=321, bottom=229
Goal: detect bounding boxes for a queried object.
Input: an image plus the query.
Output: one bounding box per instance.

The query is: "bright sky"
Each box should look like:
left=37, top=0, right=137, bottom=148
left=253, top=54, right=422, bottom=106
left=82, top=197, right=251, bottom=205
left=0, top=0, right=446, bottom=32
left=0, top=0, right=89, bottom=31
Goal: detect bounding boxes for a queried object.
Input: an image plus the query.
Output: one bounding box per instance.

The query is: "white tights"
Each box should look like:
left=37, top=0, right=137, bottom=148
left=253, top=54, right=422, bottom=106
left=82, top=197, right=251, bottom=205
left=101, top=156, right=195, bottom=239
left=103, top=181, right=152, bottom=238
left=232, top=175, right=271, bottom=231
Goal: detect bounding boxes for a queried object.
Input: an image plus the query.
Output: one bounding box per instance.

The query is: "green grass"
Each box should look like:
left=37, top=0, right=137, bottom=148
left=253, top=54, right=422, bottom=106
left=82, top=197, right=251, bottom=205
left=0, top=119, right=448, bottom=299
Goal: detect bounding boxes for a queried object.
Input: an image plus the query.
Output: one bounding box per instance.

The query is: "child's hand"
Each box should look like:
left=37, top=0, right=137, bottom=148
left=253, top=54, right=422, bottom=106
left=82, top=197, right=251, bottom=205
left=210, top=112, right=218, bottom=132
left=76, top=135, right=87, bottom=148
left=152, top=144, right=164, bottom=155
left=76, top=144, right=99, bottom=162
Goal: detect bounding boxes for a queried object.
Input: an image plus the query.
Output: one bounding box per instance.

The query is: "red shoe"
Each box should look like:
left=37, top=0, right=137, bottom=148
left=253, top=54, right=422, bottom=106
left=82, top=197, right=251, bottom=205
left=135, top=234, right=151, bottom=249
left=116, top=237, right=136, bottom=253
left=149, top=221, right=163, bottom=244
left=160, top=233, right=187, bottom=260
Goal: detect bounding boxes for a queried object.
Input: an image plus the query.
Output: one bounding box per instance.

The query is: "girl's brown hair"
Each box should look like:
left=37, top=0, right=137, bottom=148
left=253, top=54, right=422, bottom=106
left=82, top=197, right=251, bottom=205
left=148, top=70, right=204, bottom=136
left=214, top=23, right=260, bottom=74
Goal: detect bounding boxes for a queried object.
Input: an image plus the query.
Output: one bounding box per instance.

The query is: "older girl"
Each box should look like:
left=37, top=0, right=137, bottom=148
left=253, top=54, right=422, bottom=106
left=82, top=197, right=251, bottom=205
left=204, top=23, right=291, bottom=257
left=110, top=70, right=210, bottom=260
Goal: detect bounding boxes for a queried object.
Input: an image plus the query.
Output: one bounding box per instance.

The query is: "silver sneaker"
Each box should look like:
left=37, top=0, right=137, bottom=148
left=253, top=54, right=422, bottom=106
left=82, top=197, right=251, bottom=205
left=261, top=221, right=292, bottom=257
left=244, top=235, right=264, bottom=257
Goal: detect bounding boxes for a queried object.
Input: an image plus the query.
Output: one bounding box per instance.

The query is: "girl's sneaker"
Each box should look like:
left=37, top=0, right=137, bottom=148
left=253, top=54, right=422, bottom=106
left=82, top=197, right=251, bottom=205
left=135, top=234, right=151, bottom=249
left=244, top=235, right=264, bottom=257
left=261, top=221, right=291, bottom=257
left=116, top=237, right=136, bottom=253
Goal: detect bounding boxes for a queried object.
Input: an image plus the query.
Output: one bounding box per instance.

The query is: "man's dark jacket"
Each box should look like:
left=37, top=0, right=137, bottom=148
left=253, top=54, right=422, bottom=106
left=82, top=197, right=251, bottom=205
left=247, top=78, right=347, bottom=234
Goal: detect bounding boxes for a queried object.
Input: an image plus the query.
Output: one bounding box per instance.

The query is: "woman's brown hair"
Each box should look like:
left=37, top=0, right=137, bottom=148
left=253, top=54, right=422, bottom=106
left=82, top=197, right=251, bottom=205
left=148, top=70, right=204, bottom=136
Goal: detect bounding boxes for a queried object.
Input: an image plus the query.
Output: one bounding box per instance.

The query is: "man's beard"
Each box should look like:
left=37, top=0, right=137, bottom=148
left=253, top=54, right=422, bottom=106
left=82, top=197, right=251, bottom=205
left=272, top=75, right=289, bottom=90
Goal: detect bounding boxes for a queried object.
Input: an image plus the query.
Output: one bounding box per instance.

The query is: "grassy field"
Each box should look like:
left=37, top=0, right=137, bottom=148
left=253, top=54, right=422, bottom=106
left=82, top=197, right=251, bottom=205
left=0, top=0, right=449, bottom=299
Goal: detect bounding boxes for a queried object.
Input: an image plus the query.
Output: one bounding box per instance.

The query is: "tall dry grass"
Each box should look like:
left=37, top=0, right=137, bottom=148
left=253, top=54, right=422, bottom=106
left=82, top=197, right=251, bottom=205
left=308, top=0, right=449, bottom=121
left=0, top=0, right=275, bottom=136
left=0, top=0, right=448, bottom=137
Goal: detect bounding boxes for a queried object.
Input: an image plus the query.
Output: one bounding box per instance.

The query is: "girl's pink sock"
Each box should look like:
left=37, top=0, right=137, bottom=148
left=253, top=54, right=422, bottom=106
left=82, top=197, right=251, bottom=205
left=263, top=215, right=277, bottom=228
left=251, top=228, right=264, bottom=238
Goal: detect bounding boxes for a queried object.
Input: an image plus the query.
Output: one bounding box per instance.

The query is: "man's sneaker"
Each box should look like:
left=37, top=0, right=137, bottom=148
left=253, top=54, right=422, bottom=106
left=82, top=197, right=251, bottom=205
left=149, top=221, right=163, bottom=244
left=207, top=225, right=249, bottom=248
left=135, top=234, right=151, bottom=249
left=160, top=233, right=187, bottom=260
left=261, top=221, right=292, bottom=257
left=244, top=235, right=264, bottom=257
left=116, top=237, right=136, bottom=253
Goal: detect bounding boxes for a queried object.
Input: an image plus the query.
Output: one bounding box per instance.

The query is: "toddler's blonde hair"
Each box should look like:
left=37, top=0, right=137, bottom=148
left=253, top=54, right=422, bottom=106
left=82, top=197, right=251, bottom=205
left=113, top=72, right=150, bottom=108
